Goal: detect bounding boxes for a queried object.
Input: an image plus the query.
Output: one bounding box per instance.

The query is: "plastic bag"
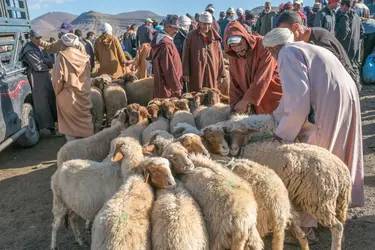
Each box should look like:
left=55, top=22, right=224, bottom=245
left=363, top=53, right=375, bottom=84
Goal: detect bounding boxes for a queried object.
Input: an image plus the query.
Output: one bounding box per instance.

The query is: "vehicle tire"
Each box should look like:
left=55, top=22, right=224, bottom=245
left=17, top=103, right=40, bottom=147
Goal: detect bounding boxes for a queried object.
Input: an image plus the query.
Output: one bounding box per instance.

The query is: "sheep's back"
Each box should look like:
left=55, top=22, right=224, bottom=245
left=170, top=111, right=196, bottom=134
left=199, top=105, right=230, bottom=129
left=103, top=83, right=128, bottom=123
left=90, top=86, right=105, bottom=133
left=142, top=117, right=170, bottom=146
left=151, top=181, right=209, bottom=250
left=57, top=125, right=123, bottom=167
left=91, top=175, right=153, bottom=250
left=52, top=160, right=122, bottom=221
left=124, top=78, right=154, bottom=106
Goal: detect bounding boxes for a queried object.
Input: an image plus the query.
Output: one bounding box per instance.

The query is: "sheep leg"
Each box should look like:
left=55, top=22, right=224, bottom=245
left=329, top=217, right=344, bottom=250
left=68, top=212, right=87, bottom=247
left=289, top=221, right=309, bottom=250
left=271, top=227, right=285, bottom=250
left=51, top=196, right=68, bottom=250
left=85, top=220, right=92, bottom=232
left=244, top=226, right=264, bottom=250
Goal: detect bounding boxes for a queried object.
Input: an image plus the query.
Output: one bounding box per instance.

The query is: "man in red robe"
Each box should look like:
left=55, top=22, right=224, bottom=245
left=151, top=15, right=183, bottom=98
left=182, top=11, right=225, bottom=92
left=224, top=21, right=282, bottom=114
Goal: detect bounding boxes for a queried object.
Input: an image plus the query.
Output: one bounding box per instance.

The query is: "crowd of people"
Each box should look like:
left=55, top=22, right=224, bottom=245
left=20, top=0, right=371, bottom=245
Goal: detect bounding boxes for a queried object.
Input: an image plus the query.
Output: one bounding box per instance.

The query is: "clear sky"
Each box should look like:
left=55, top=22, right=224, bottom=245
left=28, top=0, right=316, bottom=20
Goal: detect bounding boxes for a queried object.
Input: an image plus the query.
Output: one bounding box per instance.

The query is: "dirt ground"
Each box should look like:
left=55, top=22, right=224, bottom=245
left=1, top=87, right=375, bottom=250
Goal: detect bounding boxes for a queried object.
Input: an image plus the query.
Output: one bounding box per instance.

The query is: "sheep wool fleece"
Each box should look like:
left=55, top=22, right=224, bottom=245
left=273, top=42, right=364, bottom=208
left=52, top=46, right=93, bottom=138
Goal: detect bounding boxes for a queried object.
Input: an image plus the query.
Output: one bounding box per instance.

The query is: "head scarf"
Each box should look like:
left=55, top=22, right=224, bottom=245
left=199, top=11, right=213, bottom=24
left=179, top=15, right=191, bottom=31
left=262, top=28, right=295, bottom=48
left=61, top=33, right=80, bottom=47
left=227, top=36, right=242, bottom=45
left=101, top=23, right=113, bottom=35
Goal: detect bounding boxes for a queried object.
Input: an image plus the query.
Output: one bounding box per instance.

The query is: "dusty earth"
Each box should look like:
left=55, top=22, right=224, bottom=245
left=1, top=86, right=375, bottom=250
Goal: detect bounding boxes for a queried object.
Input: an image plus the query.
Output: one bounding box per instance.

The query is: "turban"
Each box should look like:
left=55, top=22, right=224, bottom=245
left=199, top=11, right=213, bottom=24
left=262, top=28, right=295, bottom=48
left=101, top=23, right=113, bottom=35
left=61, top=33, right=80, bottom=47
left=227, top=36, right=242, bottom=45
left=236, top=8, right=244, bottom=14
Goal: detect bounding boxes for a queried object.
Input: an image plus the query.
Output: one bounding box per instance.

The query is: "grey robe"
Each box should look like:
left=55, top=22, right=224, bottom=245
left=21, top=42, right=57, bottom=130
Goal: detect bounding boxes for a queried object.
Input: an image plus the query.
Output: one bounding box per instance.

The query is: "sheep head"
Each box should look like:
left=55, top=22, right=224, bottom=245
left=174, top=99, right=190, bottom=112
left=92, top=74, right=112, bottom=90
left=194, top=92, right=206, bottom=108
left=147, top=103, right=160, bottom=122
left=138, top=106, right=151, bottom=124
left=201, top=125, right=230, bottom=156
left=162, top=142, right=195, bottom=174
left=206, top=89, right=221, bottom=106
left=137, top=157, right=176, bottom=189
left=123, top=73, right=138, bottom=83
left=144, top=131, right=174, bottom=156
left=161, top=99, right=176, bottom=120
left=126, top=104, right=142, bottom=125
left=176, top=133, right=210, bottom=157
left=111, top=108, right=128, bottom=127
left=225, top=123, right=262, bottom=156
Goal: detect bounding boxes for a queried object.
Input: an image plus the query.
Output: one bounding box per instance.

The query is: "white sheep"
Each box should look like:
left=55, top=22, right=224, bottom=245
left=103, top=82, right=128, bottom=125
left=50, top=137, right=143, bottom=250
left=230, top=113, right=278, bottom=133
left=195, top=103, right=231, bottom=129
left=91, top=157, right=176, bottom=250
left=110, top=108, right=127, bottom=128
left=90, top=86, right=105, bottom=133
left=168, top=152, right=263, bottom=250
left=226, top=159, right=309, bottom=250
left=124, top=78, right=154, bottom=106
left=173, top=122, right=201, bottom=137
left=57, top=122, right=127, bottom=168
left=170, top=110, right=197, bottom=137
left=241, top=142, right=352, bottom=250
left=151, top=180, right=209, bottom=250
left=141, top=117, right=169, bottom=146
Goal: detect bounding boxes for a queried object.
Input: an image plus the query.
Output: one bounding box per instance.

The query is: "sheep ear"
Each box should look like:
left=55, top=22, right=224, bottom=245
left=142, top=144, right=155, bottom=155
left=112, top=148, right=124, bottom=162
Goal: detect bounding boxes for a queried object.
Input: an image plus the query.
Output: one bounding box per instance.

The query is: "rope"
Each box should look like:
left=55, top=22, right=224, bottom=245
left=246, top=133, right=274, bottom=144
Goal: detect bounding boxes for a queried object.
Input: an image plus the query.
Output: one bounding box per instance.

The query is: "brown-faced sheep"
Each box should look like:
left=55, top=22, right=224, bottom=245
left=142, top=102, right=170, bottom=146
left=50, top=137, right=143, bottom=249
left=103, top=82, right=128, bottom=124
left=160, top=99, right=177, bottom=120
left=201, top=123, right=230, bottom=156
left=91, top=157, right=176, bottom=250
left=151, top=180, right=209, bottom=250
left=90, top=86, right=105, bottom=133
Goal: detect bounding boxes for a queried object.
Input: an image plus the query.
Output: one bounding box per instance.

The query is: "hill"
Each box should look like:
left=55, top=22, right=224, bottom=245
left=31, top=10, right=163, bottom=38
left=31, top=12, right=77, bottom=37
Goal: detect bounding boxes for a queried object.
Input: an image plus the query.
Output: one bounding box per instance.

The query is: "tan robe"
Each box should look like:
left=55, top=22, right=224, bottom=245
left=52, top=46, right=94, bottom=138
left=95, top=34, right=127, bottom=79
left=134, top=43, right=151, bottom=79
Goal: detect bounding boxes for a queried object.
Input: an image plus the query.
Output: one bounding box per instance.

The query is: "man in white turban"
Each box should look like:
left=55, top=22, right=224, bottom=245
left=94, top=23, right=127, bottom=78
left=263, top=27, right=364, bottom=243
left=182, top=11, right=225, bottom=92
left=52, top=33, right=93, bottom=142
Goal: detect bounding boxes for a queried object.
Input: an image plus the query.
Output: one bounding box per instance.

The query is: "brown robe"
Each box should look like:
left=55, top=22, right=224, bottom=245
left=228, top=57, right=247, bottom=107
left=52, top=46, right=93, bottom=138
left=182, top=29, right=224, bottom=92
left=134, top=43, right=151, bottom=79
left=224, top=21, right=282, bottom=114
left=151, top=32, right=183, bottom=98
left=95, top=34, right=127, bottom=79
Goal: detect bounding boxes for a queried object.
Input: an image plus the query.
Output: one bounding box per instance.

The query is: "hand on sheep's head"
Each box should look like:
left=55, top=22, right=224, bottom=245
left=138, top=157, right=176, bottom=189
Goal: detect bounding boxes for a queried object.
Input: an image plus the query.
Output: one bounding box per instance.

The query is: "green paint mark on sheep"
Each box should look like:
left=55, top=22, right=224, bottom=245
left=119, top=213, right=129, bottom=222
left=226, top=179, right=236, bottom=190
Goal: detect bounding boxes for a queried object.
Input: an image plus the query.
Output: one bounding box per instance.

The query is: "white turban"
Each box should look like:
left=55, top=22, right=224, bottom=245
left=199, top=11, right=213, bottom=24
left=101, top=23, right=113, bottom=35
left=262, top=28, right=295, bottom=48
left=61, top=33, right=80, bottom=47
left=179, top=15, right=191, bottom=31
left=227, top=36, right=242, bottom=45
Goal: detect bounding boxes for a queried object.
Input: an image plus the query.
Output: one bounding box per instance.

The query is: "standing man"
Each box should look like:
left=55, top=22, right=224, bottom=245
left=263, top=28, right=364, bottom=241
left=182, top=12, right=224, bottom=92
left=256, top=2, right=278, bottom=35
left=83, top=31, right=96, bottom=71
left=274, top=3, right=286, bottom=28
left=75, top=29, right=95, bottom=71
left=137, top=18, right=154, bottom=47
left=174, top=15, right=191, bottom=60
left=52, top=33, right=93, bottom=142
left=220, top=8, right=236, bottom=44
left=243, top=12, right=258, bottom=34
left=293, top=0, right=307, bottom=25
left=205, top=4, right=221, bottom=35
left=236, top=8, right=246, bottom=24
left=95, top=23, right=127, bottom=79
left=218, top=11, right=226, bottom=26
left=336, top=0, right=364, bottom=90
left=21, top=30, right=60, bottom=136
left=123, top=24, right=138, bottom=58
left=224, top=21, right=282, bottom=114
left=151, top=15, right=183, bottom=98
left=313, top=0, right=339, bottom=33
left=277, top=10, right=361, bottom=91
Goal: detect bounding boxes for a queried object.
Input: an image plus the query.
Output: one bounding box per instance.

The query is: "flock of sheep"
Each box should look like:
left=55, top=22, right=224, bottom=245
left=50, top=78, right=352, bottom=250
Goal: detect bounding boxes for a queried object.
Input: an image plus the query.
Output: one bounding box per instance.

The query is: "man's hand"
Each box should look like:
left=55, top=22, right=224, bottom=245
left=182, top=75, right=190, bottom=83
left=234, top=100, right=249, bottom=113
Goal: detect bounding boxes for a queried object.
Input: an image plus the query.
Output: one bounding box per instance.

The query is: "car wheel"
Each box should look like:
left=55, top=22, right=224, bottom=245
left=17, top=103, right=40, bottom=147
